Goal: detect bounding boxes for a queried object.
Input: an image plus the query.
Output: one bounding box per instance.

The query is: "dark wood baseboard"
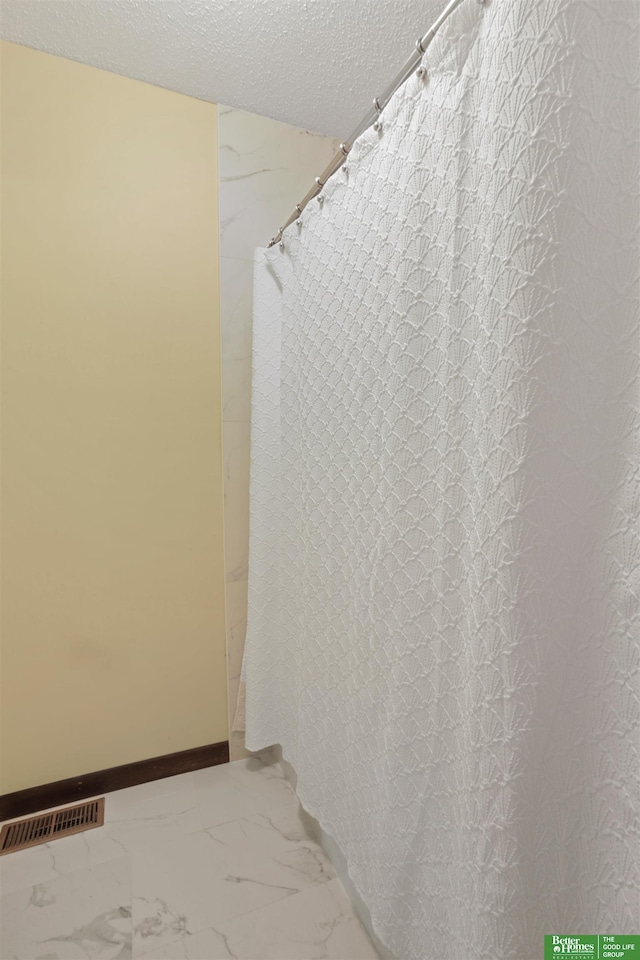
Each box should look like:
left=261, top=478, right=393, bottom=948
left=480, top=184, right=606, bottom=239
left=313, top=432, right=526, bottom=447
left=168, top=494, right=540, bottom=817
left=0, top=740, right=229, bottom=823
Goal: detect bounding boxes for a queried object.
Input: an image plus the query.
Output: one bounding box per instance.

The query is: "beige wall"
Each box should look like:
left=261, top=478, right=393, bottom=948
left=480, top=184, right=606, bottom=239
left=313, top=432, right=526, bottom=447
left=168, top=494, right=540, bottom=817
left=0, top=42, right=227, bottom=793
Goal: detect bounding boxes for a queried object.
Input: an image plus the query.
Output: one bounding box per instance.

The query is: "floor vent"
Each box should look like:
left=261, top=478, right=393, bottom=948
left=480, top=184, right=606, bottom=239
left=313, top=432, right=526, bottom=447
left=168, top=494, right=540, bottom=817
left=0, top=798, right=105, bottom=855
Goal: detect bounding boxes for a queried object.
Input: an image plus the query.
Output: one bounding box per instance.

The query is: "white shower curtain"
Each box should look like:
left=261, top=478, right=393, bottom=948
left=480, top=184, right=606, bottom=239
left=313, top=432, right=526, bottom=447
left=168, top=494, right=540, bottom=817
left=244, top=2, right=639, bottom=958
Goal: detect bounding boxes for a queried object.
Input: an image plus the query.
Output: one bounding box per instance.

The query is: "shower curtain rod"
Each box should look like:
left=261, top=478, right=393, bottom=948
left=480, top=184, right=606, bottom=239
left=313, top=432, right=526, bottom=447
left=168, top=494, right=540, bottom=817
left=267, top=0, right=473, bottom=248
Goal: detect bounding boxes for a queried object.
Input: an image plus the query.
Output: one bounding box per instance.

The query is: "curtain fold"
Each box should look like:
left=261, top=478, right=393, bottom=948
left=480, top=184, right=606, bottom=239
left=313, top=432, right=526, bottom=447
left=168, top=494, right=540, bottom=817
left=245, top=2, right=639, bottom=958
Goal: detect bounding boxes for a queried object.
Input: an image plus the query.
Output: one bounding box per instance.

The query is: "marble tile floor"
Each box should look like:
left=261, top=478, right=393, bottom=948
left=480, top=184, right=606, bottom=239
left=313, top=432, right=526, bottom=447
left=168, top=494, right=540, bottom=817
left=0, top=754, right=379, bottom=960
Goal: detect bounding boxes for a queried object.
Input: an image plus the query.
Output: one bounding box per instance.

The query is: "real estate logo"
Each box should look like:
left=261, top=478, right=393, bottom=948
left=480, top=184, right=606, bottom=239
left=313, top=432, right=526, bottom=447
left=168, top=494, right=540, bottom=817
left=549, top=938, right=595, bottom=955
left=544, top=936, right=640, bottom=960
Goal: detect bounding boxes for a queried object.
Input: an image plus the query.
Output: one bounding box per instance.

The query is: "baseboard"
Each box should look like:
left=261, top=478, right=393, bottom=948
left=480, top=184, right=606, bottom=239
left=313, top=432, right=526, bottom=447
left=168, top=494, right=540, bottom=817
left=0, top=740, right=229, bottom=822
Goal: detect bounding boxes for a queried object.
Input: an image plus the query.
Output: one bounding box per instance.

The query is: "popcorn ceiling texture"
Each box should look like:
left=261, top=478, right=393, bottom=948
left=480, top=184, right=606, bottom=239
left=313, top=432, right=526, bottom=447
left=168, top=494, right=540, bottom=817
left=0, top=0, right=445, bottom=138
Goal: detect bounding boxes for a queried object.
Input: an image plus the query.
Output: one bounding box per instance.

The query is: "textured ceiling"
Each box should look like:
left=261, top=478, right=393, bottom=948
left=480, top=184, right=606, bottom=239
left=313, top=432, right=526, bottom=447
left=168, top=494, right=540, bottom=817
left=0, top=0, right=447, bottom=138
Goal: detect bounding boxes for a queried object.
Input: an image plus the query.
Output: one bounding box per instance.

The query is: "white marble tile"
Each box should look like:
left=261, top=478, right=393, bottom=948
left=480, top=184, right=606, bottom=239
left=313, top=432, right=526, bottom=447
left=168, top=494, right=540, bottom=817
left=135, top=924, right=234, bottom=960
left=220, top=256, right=254, bottom=362
left=228, top=731, right=251, bottom=763
left=0, top=840, right=66, bottom=898
left=0, top=828, right=128, bottom=900
left=132, top=812, right=330, bottom=956
left=227, top=675, right=241, bottom=738
left=0, top=777, right=204, bottom=900
left=204, top=800, right=335, bottom=884
left=218, top=106, right=341, bottom=262
left=0, top=856, right=131, bottom=960
left=0, top=765, right=376, bottom=960
left=225, top=579, right=248, bottom=685
left=220, top=256, right=253, bottom=422
left=0, top=793, right=132, bottom=897
left=222, top=422, right=250, bottom=583
left=205, top=798, right=313, bottom=849
left=193, top=757, right=296, bottom=830
left=100, top=779, right=202, bottom=856
left=213, top=877, right=380, bottom=960
left=218, top=108, right=339, bottom=725
left=133, top=804, right=335, bottom=957
left=222, top=356, right=252, bottom=423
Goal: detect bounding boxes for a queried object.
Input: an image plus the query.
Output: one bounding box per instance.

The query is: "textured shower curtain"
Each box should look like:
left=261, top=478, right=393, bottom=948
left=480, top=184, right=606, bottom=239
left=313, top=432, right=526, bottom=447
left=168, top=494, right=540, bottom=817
left=244, top=1, right=639, bottom=958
